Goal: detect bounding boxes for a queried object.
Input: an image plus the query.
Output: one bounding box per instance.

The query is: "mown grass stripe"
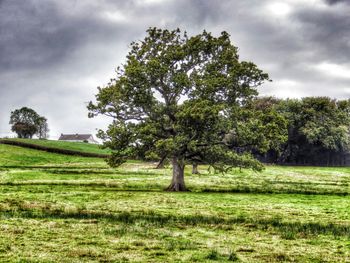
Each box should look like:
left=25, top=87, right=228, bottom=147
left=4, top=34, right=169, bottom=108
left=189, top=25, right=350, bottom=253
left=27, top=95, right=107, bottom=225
left=1, top=208, right=349, bottom=238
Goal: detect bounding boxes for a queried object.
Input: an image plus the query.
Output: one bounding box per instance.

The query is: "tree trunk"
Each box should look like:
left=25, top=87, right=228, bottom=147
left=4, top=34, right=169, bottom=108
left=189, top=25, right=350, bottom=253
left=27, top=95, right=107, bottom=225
left=166, top=156, right=186, bottom=191
left=192, top=163, right=199, bottom=174
left=327, top=151, right=330, bottom=166
left=156, top=155, right=167, bottom=169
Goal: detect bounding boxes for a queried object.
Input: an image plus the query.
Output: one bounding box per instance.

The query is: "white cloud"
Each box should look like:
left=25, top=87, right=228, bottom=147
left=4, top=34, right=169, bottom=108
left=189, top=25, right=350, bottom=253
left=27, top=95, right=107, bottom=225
left=314, top=62, right=350, bottom=79
left=261, top=79, right=307, bottom=98
left=137, top=0, right=172, bottom=5
left=101, top=10, right=128, bottom=23
left=266, top=2, right=292, bottom=17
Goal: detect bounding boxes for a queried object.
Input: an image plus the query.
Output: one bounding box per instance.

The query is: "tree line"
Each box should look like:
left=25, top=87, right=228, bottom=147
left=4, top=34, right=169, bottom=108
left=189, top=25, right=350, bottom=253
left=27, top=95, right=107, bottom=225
left=248, top=96, right=350, bottom=166
left=115, top=95, right=350, bottom=168
left=88, top=27, right=350, bottom=191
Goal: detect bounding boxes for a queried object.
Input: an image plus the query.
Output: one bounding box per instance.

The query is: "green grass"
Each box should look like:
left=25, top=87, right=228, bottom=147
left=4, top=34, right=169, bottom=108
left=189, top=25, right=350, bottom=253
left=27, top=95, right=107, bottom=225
left=2, top=138, right=111, bottom=155
left=0, top=144, right=350, bottom=262
left=0, top=144, right=106, bottom=167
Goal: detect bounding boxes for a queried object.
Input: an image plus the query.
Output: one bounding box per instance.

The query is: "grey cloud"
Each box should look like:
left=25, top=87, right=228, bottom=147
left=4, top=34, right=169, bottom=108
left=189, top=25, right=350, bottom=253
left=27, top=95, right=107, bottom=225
left=1, top=0, right=350, bottom=138
left=0, top=0, right=140, bottom=72
left=325, top=0, right=350, bottom=5
left=293, top=5, right=350, bottom=63
left=0, top=1, right=78, bottom=70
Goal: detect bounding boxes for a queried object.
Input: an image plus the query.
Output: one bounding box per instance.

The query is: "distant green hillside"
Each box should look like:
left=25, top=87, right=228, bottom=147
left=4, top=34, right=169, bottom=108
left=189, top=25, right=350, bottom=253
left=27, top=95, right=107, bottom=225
left=0, top=138, right=111, bottom=155
left=0, top=144, right=106, bottom=167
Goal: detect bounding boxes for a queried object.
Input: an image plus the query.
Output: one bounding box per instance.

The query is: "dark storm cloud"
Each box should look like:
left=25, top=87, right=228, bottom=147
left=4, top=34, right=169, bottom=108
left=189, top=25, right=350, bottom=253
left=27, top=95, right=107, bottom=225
left=325, top=0, right=350, bottom=5
left=0, top=0, right=140, bottom=137
left=0, top=1, right=78, bottom=70
left=293, top=5, right=350, bottom=63
left=0, top=0, right=136, bottom=72
left=1, top=0, right=350, bottom=137
left=164, top=0, right=348, bottom=95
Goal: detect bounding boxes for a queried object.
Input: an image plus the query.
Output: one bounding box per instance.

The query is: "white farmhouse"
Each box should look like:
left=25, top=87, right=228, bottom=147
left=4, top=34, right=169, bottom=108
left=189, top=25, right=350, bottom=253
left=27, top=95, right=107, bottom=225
left=58, top=134, right=98, bottom=144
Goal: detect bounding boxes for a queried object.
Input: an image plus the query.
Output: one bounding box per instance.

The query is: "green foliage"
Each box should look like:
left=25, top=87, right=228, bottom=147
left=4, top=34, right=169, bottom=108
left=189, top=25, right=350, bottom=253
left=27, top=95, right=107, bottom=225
left=226, top=97, right=288, bottom=155
left=276, top=97, right=350, bottom=165
left=88, top=27, right=269, bottom=187
left=9, top=107, right=49, bottom=139
left=287, top=97, right=350, bottom=151
left=36, top=116, right=49, bottom=139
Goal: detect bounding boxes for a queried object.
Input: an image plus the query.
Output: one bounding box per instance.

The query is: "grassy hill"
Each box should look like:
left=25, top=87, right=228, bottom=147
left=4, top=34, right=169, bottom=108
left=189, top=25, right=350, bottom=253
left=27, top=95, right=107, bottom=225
left=0, top=144, right=350, bottom=262
left=0, top=138, right=111, bottom=157
left=0, top=143, right=106, bottom=167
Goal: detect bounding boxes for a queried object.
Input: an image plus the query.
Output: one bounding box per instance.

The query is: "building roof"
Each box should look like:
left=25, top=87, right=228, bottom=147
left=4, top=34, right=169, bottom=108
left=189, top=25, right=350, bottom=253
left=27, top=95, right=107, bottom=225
left=58, top=134, right=93, bottom=141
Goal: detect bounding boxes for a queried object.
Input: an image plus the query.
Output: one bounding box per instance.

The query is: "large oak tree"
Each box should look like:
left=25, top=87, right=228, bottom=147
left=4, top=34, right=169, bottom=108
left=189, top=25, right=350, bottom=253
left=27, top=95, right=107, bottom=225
left=88, top=28, right=269, bottom=191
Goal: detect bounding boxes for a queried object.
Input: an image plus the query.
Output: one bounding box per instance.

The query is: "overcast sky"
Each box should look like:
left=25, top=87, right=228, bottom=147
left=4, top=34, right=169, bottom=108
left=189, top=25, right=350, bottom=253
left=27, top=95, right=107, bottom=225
left=0, top=0, right=349, bottom=139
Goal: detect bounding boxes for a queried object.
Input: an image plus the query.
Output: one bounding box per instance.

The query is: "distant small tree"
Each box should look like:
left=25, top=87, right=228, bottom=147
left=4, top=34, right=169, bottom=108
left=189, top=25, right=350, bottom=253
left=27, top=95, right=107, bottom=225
left=9, top=107, right=49, bottom=139
left=36, top=117, right=49, bottom=139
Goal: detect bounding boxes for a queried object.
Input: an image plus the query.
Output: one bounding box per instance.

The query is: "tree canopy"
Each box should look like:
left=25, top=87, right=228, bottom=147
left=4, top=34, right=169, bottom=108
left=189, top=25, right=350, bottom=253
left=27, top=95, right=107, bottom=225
left=9, top=107, right=49, bottom=139
left=245, top=97, right=350, bottom=166
left=226, top=97, right=288, bottom=158
left=277, top=97, right=350, bottom=165
left=88, top=28, right=271, bottom=191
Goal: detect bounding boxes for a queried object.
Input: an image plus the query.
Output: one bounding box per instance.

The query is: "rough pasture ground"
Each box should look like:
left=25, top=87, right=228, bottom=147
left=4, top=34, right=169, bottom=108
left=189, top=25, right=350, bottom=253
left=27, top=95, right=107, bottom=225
left=0, top=144, right=350, bottom=262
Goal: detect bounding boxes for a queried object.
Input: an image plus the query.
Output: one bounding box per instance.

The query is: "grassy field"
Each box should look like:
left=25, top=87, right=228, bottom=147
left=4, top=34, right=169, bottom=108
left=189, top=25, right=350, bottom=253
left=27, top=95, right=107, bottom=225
left=1, top=138, right=111, bottom=155
left=0, top=143, right=350, bottom=262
